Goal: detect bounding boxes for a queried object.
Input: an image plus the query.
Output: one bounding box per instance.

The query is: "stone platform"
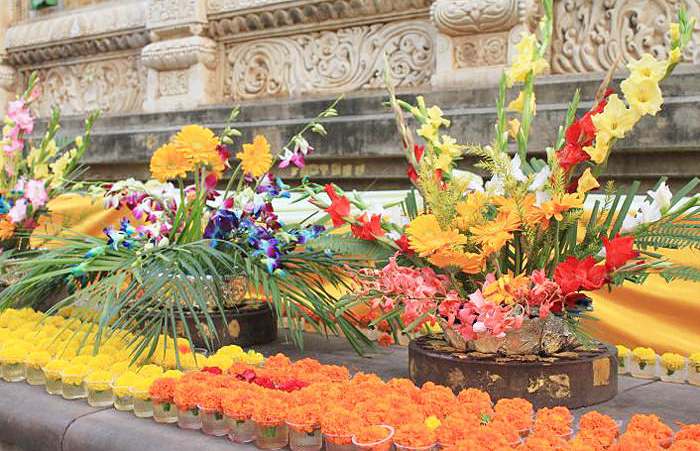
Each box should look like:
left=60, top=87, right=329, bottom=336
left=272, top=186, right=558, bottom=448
left=0, top=333, right=698, bottom=451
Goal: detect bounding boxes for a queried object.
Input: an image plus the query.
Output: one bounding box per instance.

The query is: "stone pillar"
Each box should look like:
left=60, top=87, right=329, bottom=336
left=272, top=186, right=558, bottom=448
left=0, top=1, right=17, bottom=115
left=430, top=0, right=541, bottom=88
left=142, top=0, right=217, bottom=112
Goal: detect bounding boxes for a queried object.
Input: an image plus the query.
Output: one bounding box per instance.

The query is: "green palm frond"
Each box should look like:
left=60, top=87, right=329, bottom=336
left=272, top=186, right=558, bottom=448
left=659, top=265, right=700, bottom=283
left=306, top=233, right=394, bottom=262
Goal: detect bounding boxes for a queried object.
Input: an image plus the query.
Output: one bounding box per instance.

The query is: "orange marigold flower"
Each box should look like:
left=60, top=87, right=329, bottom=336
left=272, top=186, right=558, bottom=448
left=198, top=387, right=226, bottom=411
left=670, top=441, right=700, bottom=451
left=535, top=406, right=573, bottom=436
left=578, top=411, right=619, bottom=446
left=677, top=425, right=700, bottom=443
left=320, top=408, right=364, bottom=441
left=436, top=414, right=480, bottom=446
left=490, top=419, right=521, bottom=445
left=457, top=388, right=492, bottom=409
left=320, top=364, right=350, bottom=382
left=610, top=431, right=659, bottom=451
left=265, top=353, right=292, bottom=369
left=520, top=437, right=558, bottom=451
left=354, top=425, right=393, bottom=444
left=627, top=414, right=673, bottom=442
left=394, top=422, right=437, bottom=448
left=453, top=438, right=483, bottom=451
left=173, top=382, right=204, bottom=410
left=0, top=217, right=15, bottom=241
left=494, top=398, right=533, bottom=432
left=287, top=403, right=321, bottom=433
left=474, top=425, right=512, bottom=451
left=251, top=393, right=288, bottom=427
left=149, top=377, right=178, bottom=400
left=420, top=382, right=456, bottom=418
left=221, top=388, right=256, bottom=420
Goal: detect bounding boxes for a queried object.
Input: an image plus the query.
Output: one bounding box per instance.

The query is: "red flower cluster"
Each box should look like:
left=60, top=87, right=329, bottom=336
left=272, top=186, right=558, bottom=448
left=323, top=184, right=351, bottom=227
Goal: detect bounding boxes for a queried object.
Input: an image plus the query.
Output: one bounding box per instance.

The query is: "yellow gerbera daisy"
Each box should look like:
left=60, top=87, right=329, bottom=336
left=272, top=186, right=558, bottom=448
left=0, top=217, right=15, bottom=240
left=149, top=143, right=192, bottom=182
left=428, top=249, right=483, bottom=274
left=406, top=214, right=467, bottom=257
left=236, top=135, right=272, bottom=178
left=173, top=125, right=220, bottom=164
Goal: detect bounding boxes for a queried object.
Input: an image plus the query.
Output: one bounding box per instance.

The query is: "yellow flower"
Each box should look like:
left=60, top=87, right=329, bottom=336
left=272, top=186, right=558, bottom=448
left=506, top=34, right=549, bottom=87
left=583, top=138, right=610, bottom=165
left=43, top=359, right=69, bottom=380
left=507, top=118, right=521, bottom=140
left=132, top=377, right=155, bottom=399
left=540, top=193, right=584, bottom=222
left=433, top=153, right=454, bottom=172
left=173, top=125, right=219, bottom=164
left=591, top=94, right=638, bottom=143
left=469, top=211, right=520, bottom=255
left=109, top=361, right=131, bottom=376
left=660, top=353, right=686, bottom=373
left=113, top=371, right=143, bottom=397
left=406, top=214, right=467, bottom=257
left=426, top=106, right=450, bottom=128
left=236, top=135, right=272, bottom=178
left=25, top=350, right=51, bottom=369
left=668, top=47, right=682, bottom=65
left=577, top=168, right=600, bottom=194
left=482, top=274, right=530, bottom=306
left=71, top=355, right=93, bottom=366
left=632, top=347, right=656, bottom=364
left=161, top=369, right=183, bottom=380
left=136, top=364, right=163, bottom=379
left=61, top=363, right=89, bottom=385
left=75, top=136, right=84, bottom=148
left=437, top=135, right=464, bottom=159
left=507, top=91, right=536, bottom=115
left=616, top=345, right=631, bottom=358
left=626, top=54, right=668, bottom=83
left=0, top=217, right=15, bottom=241
left=417, top=122, right=438, bottom=142
left=455, top=191, right=487, bottom=231
left=46, top=139, right=59, bottom=157
left=424, top=415, right=442, bottom=430
left=428, top=249, right=483, bottom=274
left=217, top=344, right=245, bottom=358
left=87, top=354, right=114, bottom=371
left=205, top=354, right=234, bottom=371
left=85, top=370, right=114, bottom=391
left=0, top=345, right=27, bottom=364
left=670, top=23, right=680, bottom=42
left=621, top=78, right=663, bottom=117
left=149, top=143, right=192, bottom=182
left=33, top=163, right=50, bottom=181
left=690, top=353, right=700, bottom=371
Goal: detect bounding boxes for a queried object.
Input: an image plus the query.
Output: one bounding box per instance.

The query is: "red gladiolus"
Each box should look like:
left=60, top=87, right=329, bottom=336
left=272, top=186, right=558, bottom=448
left=324, top=183, right=340, bottom=201
left=603, top=235, right=639, bottom=272
left=554, top=256, right=606, bottom=294
left=351, top=213, right=384, bottom=240
left=395, top=233, right=414, bottom=254
left=325, top=196, right=351, bottom=228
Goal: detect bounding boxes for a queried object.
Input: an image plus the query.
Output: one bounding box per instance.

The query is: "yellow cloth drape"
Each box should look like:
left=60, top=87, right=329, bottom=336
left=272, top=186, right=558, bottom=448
left=36, top=195, right=700, bottom=355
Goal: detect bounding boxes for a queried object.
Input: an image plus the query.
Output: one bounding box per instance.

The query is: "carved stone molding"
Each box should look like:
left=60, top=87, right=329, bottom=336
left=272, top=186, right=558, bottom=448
left=5, top=1, right=146, bottom=48
left=22, top=56, right=146, bottom=116
left=142, top=36, right=217, bottom=71
left=0, top=65, right=17, bottom=90
left=224, top=20, right=434, bottom=100
left=209, top=0, right=432, bottom=41
left=147, top=0, right=207, bottom=32
left=454, top=32, right=507, bottom=68
left=430, top=0, right=521, bottom=36
left=552, top=0, right=700, bottom=74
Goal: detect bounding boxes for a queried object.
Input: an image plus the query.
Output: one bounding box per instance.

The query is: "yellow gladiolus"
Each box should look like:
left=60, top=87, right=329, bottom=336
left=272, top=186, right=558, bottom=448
left=626, top=54, right=668, bottom=83
left=576, top=168, right=600, bottom=194
left=621, top=77, right=663, bottom=117
left=591, top=95, right=638, bottom=143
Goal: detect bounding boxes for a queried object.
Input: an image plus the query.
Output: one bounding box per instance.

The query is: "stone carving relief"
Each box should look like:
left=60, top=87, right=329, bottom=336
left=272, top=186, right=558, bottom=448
left=142, top=36, right=217, bottom=71
left=23, top=56, right=146, bottom=116
left=552, top=0, right=700, bottom=73
left=224, top=21, right=434, bottom=100
left=209, top=0, right=432, bottom=39
left=158, top=70, right=190, bottom=97
left=454, top=33, right=507, bottom=68
left=147, top=0, right=204, bottom=30
left=430, top=0, right=521, bottom=36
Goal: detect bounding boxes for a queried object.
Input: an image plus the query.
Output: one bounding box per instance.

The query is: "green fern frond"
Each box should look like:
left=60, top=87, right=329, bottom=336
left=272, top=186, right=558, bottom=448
left=660, top=265, right=700, bottom=283
left=635, top=212, right=700, bottom=250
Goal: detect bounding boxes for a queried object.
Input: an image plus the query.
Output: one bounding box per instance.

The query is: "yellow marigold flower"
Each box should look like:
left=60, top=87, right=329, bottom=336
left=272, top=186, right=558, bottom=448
left=162, top=369, right=183, bottom=380
left=621, top=77, right=663, bottom=117
left=44, top=359, right=69, bottom=380
left=205, top=354, right=234, bottom=371
left=455, top=191, right=487, bottom=230
left=71, top=355, right=93, bottom=366
left=136, top=364, right=163, bottom=379
left=85, top=370, right=114, bottom=391
left=689, top=353, right=700, bottom=371
left=173, top=125, right=220, bottom=164
left=109, top=361, right=131, bottom=376
left=87, top=354, right=114, bottom=371
left=25, top=350, right=52, bottom=369
left=626, top=54, right=668, bottom=83
left=406, top=214, right=467, bottom=257
left=132, top=377, right=155, bottom=399
left=425, top=415, right=442, bottom=430
left=660, top=353, right=686, bottom=374
left=591, top=94, right=638, bottom=143
left=149, top=143, right=192, bottom=182
left=670, top=23, right=680, bottom=42
left=583, top=137, right=610, bottom=164
left=668, top=47, right=682, bottom=65
left=236, top=135, right=272, bottom=178
left=577, top=168, right=600, bottom=194
left=0, top=217, right=15, bottom=240
left=217, top=344, right=245, bottom=357
left=616, top=345, right=631, bottom=358
left=632, top=347, right=656, bottom=364
left=428, top=249, right=483, bottom=274
left=0, top=345, right=28, bottom=364
left=62, top=363, right=89, bottom=385
left=507, top=91, right=536, bottom=115
left=113, top=371, right=143, bottom=397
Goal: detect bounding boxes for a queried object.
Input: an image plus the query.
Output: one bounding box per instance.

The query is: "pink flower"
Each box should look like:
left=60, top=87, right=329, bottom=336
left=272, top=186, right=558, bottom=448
left=3, top=126, right=24, bottom=156
left=24, top=180, right=48, bottom=208
left=7, top=199, right=27, bottom=224
left=7, top=100, right=34, bottom=134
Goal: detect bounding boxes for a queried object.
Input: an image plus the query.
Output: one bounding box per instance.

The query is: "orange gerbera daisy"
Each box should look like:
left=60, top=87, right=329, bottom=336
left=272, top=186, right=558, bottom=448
left=0, top=217, right=15, bottom=241
left=236, top=135, right=273, bottom=178
left=469, top=211, right=520, bottom=255
left=173, top=125, right=220, bottom=164
left=406, top=214, right=467, bottom=257
left=149, top=143, right=192, bottom=182
left=455, top=191, right=487, bottom=230
left=428, top=249, right=483, bottom=274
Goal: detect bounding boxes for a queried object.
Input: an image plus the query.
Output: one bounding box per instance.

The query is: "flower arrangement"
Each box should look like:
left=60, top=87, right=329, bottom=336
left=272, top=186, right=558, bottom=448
left=0, top=73, right=97, bottom=254
left=302, top=3, right=700, bottom=353
left=1, top=100, right=374, bottom=361
left=393, top=422, right=437, bottom=449
left=632, top=347, right=657, bottom=370
left=627, top=414, right=673, bottom=446
left=660, top=353, right=686, bottom=375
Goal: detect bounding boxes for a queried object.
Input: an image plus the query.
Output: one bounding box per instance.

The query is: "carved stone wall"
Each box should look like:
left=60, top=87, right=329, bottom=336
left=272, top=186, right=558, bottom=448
left=224, top=21, right=435, bottom=100
left=552, top=0, right=700, bottom=73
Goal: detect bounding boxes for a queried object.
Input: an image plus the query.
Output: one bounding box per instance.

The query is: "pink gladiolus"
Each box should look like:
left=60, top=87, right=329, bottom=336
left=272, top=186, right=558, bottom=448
left=7, top=100, right=34, bottom=134
left=7, top=199, right=27, bottom=224
left=24, top=179, right=48, bottom=208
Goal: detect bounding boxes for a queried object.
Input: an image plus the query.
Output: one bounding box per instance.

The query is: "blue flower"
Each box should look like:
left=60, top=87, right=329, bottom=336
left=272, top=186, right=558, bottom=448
left=83, top=246, right=106, bottom=259
left=0, top=197, right=9, bottom=215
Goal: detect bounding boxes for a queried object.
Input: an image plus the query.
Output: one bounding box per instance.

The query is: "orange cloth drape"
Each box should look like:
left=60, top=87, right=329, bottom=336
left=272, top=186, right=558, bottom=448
left=36, top=195, right=700, bottom=355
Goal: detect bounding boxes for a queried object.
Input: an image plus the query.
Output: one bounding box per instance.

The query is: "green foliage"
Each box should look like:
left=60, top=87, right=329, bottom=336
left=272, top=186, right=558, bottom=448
left=660, top=265, right=700, bottom=283
left=306, top=233, right=394, bottom=262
